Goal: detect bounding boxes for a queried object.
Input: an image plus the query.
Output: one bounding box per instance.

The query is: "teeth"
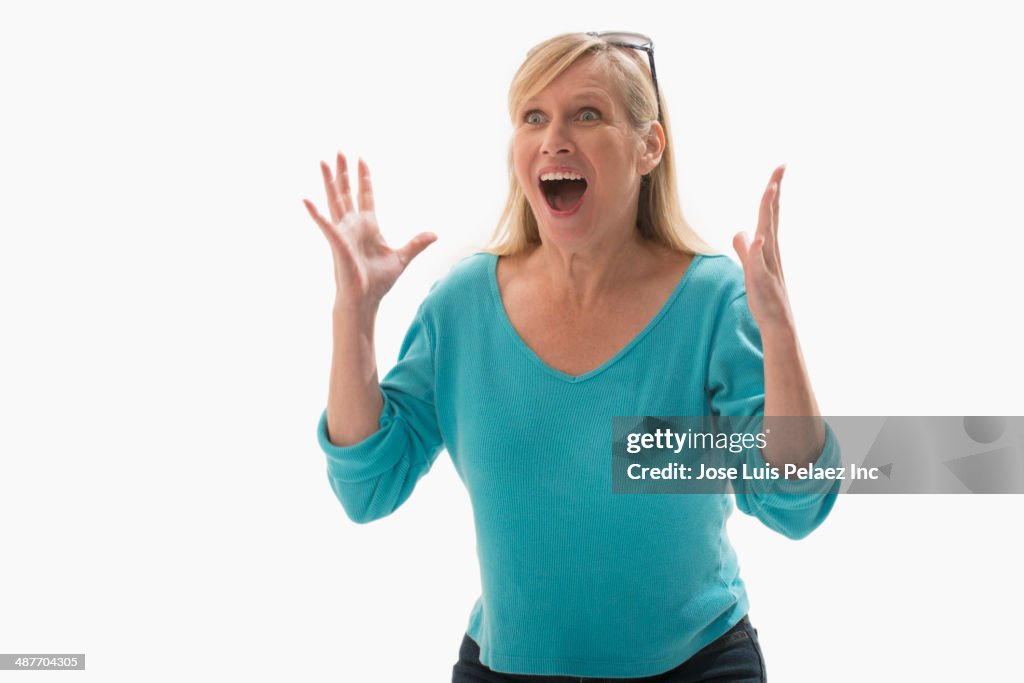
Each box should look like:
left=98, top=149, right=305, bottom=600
left=540, top=171, right=584, bottom=182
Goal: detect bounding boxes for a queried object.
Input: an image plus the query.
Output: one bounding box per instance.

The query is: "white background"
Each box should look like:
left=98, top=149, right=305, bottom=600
left=2, top=1, right=1023, bottom=681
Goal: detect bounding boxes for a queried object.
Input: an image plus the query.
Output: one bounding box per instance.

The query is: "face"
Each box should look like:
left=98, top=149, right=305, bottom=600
left=512, top=55, right=662, bottom=251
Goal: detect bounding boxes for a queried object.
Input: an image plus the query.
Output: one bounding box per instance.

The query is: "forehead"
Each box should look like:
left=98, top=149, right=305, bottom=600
left=521, top=56, right=622, bottom=108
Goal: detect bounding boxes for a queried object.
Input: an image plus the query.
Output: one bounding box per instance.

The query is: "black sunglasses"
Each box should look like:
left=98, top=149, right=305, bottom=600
left=586, top=31, right=662, bottom=123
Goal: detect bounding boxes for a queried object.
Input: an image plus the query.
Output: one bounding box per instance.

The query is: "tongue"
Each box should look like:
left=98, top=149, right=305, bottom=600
left=547, top=179, right=586, bottom=212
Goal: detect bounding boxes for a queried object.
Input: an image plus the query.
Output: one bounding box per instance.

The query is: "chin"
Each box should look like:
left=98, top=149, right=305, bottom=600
left=534, top=216, right=604, bottom=250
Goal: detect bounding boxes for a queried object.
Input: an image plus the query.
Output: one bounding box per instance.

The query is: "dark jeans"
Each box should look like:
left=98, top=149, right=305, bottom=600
left=452, top=615, right=766, bottom=682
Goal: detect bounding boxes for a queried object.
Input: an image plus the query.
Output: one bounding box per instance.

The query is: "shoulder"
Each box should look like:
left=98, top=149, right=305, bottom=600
left=686, top=254, right=760, bottom=348
left=418, top=251, right=495, bottom=318
left=687, top=253, right=748, bottom=308
left=662, top=252, right=758, bottom=347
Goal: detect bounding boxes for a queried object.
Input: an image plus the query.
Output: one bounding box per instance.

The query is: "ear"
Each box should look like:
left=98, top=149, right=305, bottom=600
left=637, top=121, right=666, bottom=176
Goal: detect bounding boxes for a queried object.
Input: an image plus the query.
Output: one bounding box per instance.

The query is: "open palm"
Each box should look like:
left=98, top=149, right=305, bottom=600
left=732, top=164, right=795, bottom=332
left=304, top=153, right=436, bottom=307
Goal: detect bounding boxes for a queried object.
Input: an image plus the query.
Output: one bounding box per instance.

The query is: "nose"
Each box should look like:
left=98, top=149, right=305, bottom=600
left=540, top=120, right=574, bottom=156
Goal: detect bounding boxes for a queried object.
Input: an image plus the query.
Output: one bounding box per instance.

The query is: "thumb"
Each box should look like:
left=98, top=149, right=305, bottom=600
left=396, top=231, right=438, bottom=266
left=732, top=231, right=751, bottom=270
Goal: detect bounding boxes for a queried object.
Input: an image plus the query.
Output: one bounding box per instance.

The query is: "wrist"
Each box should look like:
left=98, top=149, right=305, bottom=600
left=332, top=299, right=378, bottom=342
left=333, top=294, right=379, bottom=320
left=759, top=320, right=798, bottom=347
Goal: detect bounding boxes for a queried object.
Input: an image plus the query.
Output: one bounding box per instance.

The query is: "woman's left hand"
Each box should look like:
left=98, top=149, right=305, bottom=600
left=732, top=164, right=796, bottom=334
left=733, top=165, right=825, bottom=464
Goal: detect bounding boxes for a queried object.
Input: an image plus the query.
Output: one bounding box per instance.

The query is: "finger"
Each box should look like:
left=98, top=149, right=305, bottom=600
left=755, top=178, right=773, bottom=241
left=751, top=233, right=770, bottom=276
left=303, top=199, right=334, bottom=236
left=320, top=161, right=345, bottom=223
left=758, top=164, right=785, bottom=230
left=732, top=231, right=750, bottom=271
left=757, top=179, right=780, bottom=276
left=773, top=164, right=785, bottom=230
left=396, top=231, right=438, bottom=266
left=773, top=165, right=786, bottom=282
left=336, top=152, right=355, bottom=214
left=305, top=199, right=360, bottom=270
left=357, top=158, right=375, bottom=213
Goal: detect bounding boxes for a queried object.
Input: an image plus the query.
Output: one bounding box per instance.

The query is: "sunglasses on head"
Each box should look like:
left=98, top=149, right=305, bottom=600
left=586, top=31, right=662, bottom=123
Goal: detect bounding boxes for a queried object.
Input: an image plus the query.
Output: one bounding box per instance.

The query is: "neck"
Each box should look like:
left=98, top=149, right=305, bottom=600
left=530, top=229, right=662, bottom=309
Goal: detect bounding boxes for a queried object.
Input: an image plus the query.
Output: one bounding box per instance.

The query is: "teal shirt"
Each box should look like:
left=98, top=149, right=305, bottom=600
left=318, top=252, right=840, bottom=677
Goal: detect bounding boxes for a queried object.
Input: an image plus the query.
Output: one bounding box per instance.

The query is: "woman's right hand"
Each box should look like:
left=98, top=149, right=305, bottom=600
left=303, top=152, right=436, bottom=310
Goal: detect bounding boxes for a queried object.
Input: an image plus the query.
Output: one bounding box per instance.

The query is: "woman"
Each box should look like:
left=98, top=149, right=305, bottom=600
left=304, top=32, right=840, bottom=682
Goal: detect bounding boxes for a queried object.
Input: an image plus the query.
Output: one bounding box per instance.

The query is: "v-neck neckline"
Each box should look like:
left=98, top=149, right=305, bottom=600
left=487, top=252, right=705, bottom=384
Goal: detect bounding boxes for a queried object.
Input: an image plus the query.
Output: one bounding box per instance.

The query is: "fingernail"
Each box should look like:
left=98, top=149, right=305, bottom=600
left=771, top=182, right=779, bottom=195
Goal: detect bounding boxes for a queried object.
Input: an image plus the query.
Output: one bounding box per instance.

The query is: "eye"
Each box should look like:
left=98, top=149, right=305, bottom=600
left=578, top=108, right=601, bottom=122
left=524, top=110, right=545, bottom=125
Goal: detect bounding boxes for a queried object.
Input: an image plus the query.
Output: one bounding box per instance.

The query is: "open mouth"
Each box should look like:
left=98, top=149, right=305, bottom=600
left=540, top=174, right=588, bottom=214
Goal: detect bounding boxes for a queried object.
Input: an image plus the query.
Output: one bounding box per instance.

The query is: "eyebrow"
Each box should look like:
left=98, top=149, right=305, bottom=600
left=520, top=89, right=615, bottom=111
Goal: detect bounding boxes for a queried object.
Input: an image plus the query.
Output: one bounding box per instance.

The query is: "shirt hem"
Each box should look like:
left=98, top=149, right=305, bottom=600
left=468, top=596, right=750, bottom=678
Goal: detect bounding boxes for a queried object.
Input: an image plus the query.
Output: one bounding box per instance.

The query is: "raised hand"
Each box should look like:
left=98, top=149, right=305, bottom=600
left=303, top=153, right=437, bottom=309
left=732, top=164, right=795, bottom=333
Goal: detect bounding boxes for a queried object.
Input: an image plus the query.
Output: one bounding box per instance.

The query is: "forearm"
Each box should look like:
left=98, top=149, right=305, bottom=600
left=760, top=324, right=826, bottom=471
left=325, top=298, right=384, bottom=447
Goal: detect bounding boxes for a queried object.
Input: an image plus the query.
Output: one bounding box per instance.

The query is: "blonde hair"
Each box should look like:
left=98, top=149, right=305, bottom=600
left=486, top=32, right=711, bottom=256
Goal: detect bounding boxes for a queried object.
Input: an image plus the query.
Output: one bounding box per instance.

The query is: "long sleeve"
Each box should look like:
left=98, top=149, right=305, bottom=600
left=317, top=307, right=444, bottom=524
left=707, top=293, right=840, bottom=540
